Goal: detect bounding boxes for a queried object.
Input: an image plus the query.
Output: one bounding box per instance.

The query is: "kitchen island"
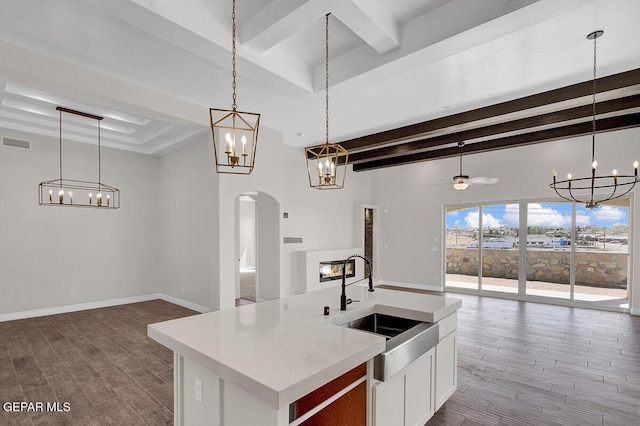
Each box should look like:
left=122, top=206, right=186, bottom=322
left=148, top=285, right=461, bottom=425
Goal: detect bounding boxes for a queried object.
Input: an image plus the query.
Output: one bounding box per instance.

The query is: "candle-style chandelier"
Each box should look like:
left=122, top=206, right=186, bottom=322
left=38, top=107, right=120, bottom=209
left=210, top=0, right=260, bottom=175
left=305, top=13, right=349, bottom=190
left=549, top=30, right=638, bottom=208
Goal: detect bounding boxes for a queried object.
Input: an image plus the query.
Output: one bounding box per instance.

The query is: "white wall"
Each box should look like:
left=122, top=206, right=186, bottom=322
left=0, top=133, right=162, bottom=315
left=370, top=127, right=640, bottom=311
left=158, top=138, right=219, bottom=310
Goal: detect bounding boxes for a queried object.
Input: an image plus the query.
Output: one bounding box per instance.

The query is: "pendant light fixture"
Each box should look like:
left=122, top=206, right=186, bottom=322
left=549, top=30, right=638, bottom=208
left=210, top=0, right=260, bottom=175
left=38, top=107, right=120, bottom=209
left=453, top=141, right=469, bottom=191
left=305, top=13, right=349, bottom=190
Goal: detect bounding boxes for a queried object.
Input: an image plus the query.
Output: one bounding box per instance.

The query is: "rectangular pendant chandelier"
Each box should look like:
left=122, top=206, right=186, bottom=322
left=38, top=106, right=120, bottom=209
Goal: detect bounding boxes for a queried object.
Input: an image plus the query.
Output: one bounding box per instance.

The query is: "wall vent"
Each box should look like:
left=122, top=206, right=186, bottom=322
left=2, top=137, right=31, bottom=150
left=284, top=237, right=303, bottom=244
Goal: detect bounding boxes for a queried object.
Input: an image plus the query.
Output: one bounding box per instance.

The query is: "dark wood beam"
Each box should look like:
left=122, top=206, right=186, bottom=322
left=341, top=68, right=640, bottom=151
left=349, top=94, right=640, bottom=163
left=352, top=113, right=640, bottom=172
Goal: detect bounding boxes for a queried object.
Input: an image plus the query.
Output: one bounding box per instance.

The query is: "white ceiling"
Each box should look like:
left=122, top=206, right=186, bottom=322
left=0, top=0, right=639, bottom=156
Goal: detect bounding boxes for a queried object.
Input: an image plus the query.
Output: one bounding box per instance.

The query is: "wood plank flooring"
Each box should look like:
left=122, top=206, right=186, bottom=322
left=0, top=300, right=197, bottom=425
left=427, top=293, right=640, bottom=426
left=2, top=295, right=639, bottom=425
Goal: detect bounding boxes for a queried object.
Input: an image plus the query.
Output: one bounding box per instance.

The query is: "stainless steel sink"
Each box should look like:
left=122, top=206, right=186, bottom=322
left=342, top=313, right=439, bottom=381
left=342, top=313, right=421, bottom=339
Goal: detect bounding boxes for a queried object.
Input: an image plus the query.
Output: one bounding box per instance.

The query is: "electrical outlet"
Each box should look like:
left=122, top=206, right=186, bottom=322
left=195, top=378, right=202, bottom=403
left=70, top=290, right=76, bottom=298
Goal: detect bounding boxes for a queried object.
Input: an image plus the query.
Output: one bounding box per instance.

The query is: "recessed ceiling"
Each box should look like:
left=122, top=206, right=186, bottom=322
left=0, top=0, right=639, bottom=156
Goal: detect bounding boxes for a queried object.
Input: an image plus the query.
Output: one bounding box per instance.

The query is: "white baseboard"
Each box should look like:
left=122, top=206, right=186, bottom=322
left=158, top=294, right=210, bottom=313
left=631, top=308, right=640, bottom=316
left=377, top=280, right=443, bottom=292
left=0, top=293, right=210, bottom=322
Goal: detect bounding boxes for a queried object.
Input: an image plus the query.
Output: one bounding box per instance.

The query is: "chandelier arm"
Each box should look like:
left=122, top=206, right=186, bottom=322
left=552, top=185, right=577, bottom=203
left=608, top=180, right=637, bottom=201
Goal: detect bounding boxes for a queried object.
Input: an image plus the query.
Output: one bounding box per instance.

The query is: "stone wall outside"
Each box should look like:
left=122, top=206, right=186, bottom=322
left=446, top=248, right=627, bottom=288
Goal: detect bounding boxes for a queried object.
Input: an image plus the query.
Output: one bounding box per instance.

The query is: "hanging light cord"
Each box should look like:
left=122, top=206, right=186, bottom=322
left=591, top=33, right=597, bottom=165
left=459, top=142, right=463, bottom=175
left=325, top=13, right=330, bottom=146
left=59, top=109, right=63, bottom=185
left=98, top=121, right=101, bottom=185
left=231, top=0, right=237, bottom=111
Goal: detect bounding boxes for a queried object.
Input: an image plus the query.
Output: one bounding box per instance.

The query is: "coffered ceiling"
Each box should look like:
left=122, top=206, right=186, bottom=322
left=0, top=0, right=639, bottom=158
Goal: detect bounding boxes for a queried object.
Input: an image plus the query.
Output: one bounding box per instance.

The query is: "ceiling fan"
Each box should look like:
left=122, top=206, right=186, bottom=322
left=452, top=141, right=498, bottom=190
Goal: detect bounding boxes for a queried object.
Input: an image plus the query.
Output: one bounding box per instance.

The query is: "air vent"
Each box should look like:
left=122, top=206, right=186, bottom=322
left=2, top=137, right=31, bottom=150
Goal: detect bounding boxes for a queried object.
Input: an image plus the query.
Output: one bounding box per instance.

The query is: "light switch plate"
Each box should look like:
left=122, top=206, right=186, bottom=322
left=195, top=378, right=202, bottom=403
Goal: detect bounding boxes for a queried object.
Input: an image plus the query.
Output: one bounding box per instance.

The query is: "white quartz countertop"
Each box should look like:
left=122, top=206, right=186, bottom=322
left=147, top=285, right=461, bottom=409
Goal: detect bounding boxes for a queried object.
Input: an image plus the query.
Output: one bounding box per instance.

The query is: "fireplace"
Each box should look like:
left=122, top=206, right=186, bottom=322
left=319, top=259, right=356, bottom=283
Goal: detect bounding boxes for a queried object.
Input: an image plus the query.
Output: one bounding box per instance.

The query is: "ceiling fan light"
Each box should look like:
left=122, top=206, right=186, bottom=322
left=453, top=175, right=469, bottom=191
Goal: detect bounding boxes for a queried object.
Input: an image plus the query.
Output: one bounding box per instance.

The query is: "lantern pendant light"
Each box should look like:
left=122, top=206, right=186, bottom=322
left=305, top=13, right=349, bottom=190
left=210, top=0, right=260, bottom=175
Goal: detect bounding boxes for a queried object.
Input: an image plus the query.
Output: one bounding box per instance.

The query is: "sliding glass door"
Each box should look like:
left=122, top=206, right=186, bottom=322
left=573, top=200, right=629, bottom=308
left=445, top=205, right=479, bottom=290
left=524, top=202, right=572, bottom=300
left=445, top=199, right=630, bottom=310
left=480, top=204, right=519, bottom=294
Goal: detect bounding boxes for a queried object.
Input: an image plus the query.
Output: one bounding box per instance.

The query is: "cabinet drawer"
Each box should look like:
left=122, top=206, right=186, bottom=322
left=438, top=313, right=457, bottom=339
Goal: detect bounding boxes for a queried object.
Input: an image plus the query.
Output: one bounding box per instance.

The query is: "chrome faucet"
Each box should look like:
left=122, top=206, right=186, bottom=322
left=341, top=255, right=374, bottom=311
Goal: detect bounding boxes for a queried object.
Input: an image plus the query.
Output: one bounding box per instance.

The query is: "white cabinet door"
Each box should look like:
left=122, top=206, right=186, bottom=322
left=372, top=366, right=404, bottom=426
left=405, top=349, right=434, bottom=426
left=435, top=331, right=457, bottom=410
left=372, top=349, right=435, bottom=426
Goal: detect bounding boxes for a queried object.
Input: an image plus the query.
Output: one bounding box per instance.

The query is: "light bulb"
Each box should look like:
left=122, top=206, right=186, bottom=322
left=453, top=182, right=468, bottom=191
left=553, top=169, right=557, bottom=177
left=567, top=173, right=572, bottom=180
left=225, top=133, right=233, bottom=143
left=634, top=161, right=639, bottom=169
left=241, top=135, right=247, bottom=145
left=612, top=169, right=618, bottom=176
left=592, top=160, right=598, bottom=169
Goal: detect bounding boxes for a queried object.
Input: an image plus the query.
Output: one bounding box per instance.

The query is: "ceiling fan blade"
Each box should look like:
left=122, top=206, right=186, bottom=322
left=468, top=176, right=498, bottom=185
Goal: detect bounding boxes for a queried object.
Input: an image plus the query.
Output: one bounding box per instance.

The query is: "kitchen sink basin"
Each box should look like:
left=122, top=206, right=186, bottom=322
left=342, top=313, right=422, bottom=339
left=341, top=313, right=439, bottom=381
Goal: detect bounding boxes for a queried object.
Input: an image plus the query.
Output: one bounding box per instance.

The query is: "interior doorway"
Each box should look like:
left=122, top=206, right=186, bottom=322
left=237, top=196, right=257, bottom=303
left=364, top=208, right=374, bottom=276
left=235, top=191, right=280, bottom=305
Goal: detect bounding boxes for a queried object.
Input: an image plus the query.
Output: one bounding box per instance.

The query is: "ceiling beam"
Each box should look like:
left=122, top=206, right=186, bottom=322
left=348, top=94, right=640, bottom=163
left=341, top=68, right=640, bottom=151
left=352, top=113, right=640, bottom=172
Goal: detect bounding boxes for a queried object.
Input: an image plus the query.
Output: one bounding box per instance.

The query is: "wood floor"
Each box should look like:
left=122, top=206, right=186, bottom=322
left=0, top=300, right=197, bottom=425
left=428, top=293, right=640, bottom=426
left=1, top=295, right=639, bottom=425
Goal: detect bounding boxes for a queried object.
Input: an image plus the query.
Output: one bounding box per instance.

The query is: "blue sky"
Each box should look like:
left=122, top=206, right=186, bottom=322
left=447, top=203, right=628, bottom=229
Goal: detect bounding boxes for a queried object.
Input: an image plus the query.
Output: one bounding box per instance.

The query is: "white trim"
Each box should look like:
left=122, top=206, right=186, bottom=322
left=0, top=293, right=210, bottom=322
left=378, top=280, right=442, bottom=292
left=158, top=294, right=211, bottom=313
left=631, top=308, right=640, bottom=316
